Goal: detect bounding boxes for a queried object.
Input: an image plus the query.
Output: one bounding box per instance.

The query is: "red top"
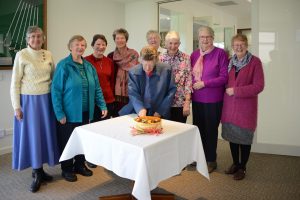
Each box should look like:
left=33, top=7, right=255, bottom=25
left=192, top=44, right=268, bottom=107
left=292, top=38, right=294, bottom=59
left=85, top=54, right=115, bottom=103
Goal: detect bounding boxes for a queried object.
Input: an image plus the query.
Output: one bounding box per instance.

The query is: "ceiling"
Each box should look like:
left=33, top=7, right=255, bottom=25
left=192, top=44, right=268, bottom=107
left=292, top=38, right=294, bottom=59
left=195, top=0, right=251, bottom=20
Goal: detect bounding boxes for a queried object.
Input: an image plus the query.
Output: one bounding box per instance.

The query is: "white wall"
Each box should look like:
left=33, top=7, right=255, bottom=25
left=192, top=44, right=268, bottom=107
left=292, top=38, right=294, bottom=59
left=252, top=0, right=300, bottom=156
left=0, top=70, right=14, bottom=154
left=47, top=0, right=125, bottom=62
left=125, top=0, right=158, bottom=53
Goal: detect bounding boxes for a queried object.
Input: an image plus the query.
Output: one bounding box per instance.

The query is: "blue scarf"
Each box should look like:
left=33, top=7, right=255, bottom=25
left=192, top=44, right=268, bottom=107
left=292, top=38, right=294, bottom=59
left=228, top=51, right=252, bottom=72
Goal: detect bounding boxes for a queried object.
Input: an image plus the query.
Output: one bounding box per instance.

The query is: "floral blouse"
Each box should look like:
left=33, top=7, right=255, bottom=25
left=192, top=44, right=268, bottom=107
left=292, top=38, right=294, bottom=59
left=159, top=50, right=192, bottom=107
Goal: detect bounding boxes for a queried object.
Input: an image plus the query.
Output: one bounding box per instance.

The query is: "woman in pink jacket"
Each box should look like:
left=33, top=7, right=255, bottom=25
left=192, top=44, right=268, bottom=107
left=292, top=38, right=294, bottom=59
left=221, top=34, right=264, bottom=180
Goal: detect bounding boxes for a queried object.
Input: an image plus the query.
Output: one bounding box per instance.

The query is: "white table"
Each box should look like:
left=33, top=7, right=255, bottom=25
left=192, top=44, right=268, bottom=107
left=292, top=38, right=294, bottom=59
left=60, top=114, right=209, bottom=200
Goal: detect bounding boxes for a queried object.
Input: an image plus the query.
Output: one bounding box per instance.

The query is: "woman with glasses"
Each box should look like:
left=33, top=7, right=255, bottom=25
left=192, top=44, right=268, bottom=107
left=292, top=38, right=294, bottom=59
left=146, top=30, right=166, bottom=55
left=221, top=34, right=264, bottom=180
left=10, top=26, right=59, bottom=192
left=191, top=26, right=229, bottom=173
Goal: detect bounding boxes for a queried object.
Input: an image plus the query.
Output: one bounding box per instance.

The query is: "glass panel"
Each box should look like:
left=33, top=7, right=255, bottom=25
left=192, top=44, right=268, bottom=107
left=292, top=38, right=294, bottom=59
left=159, top=5, right=187, bottom=53
left=255, top=0, right=300, bottom=146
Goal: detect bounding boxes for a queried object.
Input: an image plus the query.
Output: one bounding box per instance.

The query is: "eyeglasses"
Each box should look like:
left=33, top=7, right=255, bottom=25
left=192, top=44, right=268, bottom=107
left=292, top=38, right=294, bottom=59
left=28, top=34, right=43, bottom=39
left=233, top=44, right=246, bottom=48
left=199, top=36, right=212, bottom=40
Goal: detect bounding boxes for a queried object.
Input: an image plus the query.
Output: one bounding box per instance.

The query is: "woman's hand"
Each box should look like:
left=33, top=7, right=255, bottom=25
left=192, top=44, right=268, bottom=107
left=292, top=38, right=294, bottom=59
left=15, top=108, right=23, bottom=121
left=193, top=81, right=205, bottom=90
left=183, top=101, right=191, bottom=117
left=101, top=110, right=108, bottom=118
left=59, top=117, right=66, bottom=124
left=138, top=109, right=147, bottom=117
left=226, top=87, right=234, bottom=96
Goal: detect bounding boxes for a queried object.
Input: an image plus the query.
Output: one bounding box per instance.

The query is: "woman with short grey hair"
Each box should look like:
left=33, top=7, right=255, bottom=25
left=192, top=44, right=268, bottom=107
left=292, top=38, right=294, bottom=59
left=191, top=25, right=229, bottom=173
left=51, top=35, right=107, bottom=182
left=146, top=30, right=166, bottom=55
left=10, top=25, right=59, bottom=193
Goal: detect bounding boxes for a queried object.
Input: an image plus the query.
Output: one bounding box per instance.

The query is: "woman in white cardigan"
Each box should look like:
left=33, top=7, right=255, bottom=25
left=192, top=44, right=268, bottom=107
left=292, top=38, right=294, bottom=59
left=10, top=26, right=59, bottom=193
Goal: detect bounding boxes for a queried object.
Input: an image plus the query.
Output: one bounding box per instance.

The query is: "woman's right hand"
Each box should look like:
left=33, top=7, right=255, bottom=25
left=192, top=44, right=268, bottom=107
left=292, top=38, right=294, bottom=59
left=59, top=117, right=66, bottom=124
left=138, top=109, right=147, bottom=117
left=15, top=108, right=23, bottom=121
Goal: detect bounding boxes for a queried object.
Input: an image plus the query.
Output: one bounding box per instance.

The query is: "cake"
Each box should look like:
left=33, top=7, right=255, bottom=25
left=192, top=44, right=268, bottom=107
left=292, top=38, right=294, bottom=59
left=132, top=116, right=162, bottom=135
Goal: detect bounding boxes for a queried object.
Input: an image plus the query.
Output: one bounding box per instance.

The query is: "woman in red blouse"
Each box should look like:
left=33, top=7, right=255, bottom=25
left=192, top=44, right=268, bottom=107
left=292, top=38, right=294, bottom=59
left=85, top=34, right=115, bottom=121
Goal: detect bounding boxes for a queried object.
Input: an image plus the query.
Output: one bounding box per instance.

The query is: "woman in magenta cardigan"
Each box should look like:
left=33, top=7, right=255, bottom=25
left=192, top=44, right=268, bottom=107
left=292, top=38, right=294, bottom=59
left=191, top=26, right=229, bottom=173
left=221, top=34, right=264, bottom=180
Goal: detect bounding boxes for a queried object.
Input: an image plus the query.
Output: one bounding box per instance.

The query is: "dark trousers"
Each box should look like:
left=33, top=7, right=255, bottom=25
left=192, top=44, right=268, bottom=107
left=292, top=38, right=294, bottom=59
left=91, top=102, right=115, bottom=122
left=170, top=107, right=187, bottom=123
left=112, top=101, right=128, bottom=117
left=192, top=101, right=223, bottom=162
left=230, top=142, right=251, bottom=169
left=57, top=112, right=89, bottom=172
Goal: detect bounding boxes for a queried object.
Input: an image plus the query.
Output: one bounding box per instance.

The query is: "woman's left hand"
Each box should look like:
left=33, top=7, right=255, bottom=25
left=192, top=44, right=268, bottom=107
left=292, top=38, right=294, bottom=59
left=183, top=101, right=190, bottom=116
left=101, top=110, right=108, bottom=118
left=226, top=87, right=234, bottom=96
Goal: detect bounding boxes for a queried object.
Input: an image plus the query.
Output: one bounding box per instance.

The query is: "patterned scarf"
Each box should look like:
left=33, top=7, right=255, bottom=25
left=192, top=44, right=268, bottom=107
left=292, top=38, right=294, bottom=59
left=228, top=51, right=252, bottom=72
left=113, top=47, right=139, bottom=96
left=192, top=46, right=215, bottom=82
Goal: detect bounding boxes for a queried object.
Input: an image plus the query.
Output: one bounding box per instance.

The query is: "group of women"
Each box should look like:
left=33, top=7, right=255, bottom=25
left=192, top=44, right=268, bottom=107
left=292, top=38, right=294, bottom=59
left=10, top=25, right=264, bottom=193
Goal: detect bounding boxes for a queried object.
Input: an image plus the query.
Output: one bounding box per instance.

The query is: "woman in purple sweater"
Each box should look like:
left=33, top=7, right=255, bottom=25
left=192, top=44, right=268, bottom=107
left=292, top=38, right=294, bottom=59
left=221, top=34, right=264, bottom=180
left=191, top=26, right=228, bottom=173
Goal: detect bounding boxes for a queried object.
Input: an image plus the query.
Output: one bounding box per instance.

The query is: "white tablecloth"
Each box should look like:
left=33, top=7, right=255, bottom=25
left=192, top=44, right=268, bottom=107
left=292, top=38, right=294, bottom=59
left=60, top=114, right=209, bottom=200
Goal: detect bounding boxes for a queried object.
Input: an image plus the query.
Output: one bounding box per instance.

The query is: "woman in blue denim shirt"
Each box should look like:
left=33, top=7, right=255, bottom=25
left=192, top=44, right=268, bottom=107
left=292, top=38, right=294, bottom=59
left=119, top=46, right=176, bottom=119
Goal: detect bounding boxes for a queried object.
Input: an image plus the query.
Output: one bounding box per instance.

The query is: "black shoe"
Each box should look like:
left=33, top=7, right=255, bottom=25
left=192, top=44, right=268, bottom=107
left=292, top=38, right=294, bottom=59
left=30, top=170, right=42, bottom=193
left=62, top=171, right=77, bottom=182
left=74, top=165, right=93, bottom=176
left=86, top=161, right=97, bottom=168
left=41, top=171, right=53, bottom=182
left=32, top=170, right=53, bottom=182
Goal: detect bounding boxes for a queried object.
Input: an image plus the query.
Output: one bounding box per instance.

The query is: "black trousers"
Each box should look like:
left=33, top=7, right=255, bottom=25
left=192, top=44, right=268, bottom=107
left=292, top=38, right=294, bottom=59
left=91, top=102, right=115, bottom=122
left=170, top=107, right=187, bottom=123
left=229, top=142, right=251, bottom=169
left=192, top=101, right=223, bottom=162
left=57, top=112, right=89, bottom=172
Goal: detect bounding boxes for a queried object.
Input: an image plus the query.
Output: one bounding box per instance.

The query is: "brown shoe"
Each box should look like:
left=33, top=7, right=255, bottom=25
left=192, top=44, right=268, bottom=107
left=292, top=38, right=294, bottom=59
left=233, top=169, right=246, bottom=180
left=225, top=164, right=239, bottom=174
left=207, top=162, right=217, bottom=173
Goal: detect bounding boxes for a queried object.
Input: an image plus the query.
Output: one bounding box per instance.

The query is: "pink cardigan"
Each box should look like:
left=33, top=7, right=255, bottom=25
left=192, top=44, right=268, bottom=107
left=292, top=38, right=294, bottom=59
left=221, top=55, right=264, bottom=131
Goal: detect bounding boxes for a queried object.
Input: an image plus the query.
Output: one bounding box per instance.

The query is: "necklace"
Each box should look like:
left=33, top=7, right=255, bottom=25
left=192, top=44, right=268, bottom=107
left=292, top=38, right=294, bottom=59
left=99, top=59, right=103, bottom=70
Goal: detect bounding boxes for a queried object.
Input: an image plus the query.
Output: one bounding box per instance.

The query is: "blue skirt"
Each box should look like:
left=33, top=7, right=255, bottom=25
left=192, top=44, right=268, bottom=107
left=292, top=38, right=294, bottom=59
left=13, top=93, right=59, bottom=170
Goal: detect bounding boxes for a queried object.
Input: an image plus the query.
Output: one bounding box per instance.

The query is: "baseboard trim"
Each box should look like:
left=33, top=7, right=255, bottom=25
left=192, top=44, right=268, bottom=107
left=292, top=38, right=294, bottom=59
left=0, top=146, right=12, bottom=155
left=252, top=142, right=300, bottom=157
